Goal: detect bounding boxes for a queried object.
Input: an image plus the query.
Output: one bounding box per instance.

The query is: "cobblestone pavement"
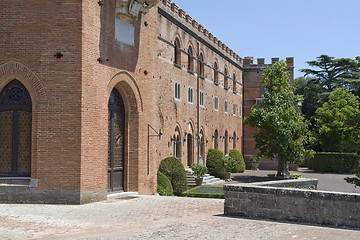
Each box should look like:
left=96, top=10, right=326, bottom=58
left=1, top=196, right=360, bottom=240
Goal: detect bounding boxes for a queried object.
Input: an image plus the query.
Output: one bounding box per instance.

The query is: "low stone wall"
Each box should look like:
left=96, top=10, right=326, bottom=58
left=224, top=179, right=360, bottom=228
left=0, top=184, right=107, bottom=204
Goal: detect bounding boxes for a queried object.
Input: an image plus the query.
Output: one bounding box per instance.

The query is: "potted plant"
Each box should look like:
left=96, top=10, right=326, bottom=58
left=223, top=156, right=237, bottom=181
left=249, top=155, right=261, bottom=170
left=191, top=163, right=208, bottom=186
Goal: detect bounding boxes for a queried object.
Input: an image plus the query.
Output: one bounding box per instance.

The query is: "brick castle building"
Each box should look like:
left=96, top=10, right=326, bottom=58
left=0, top=0, right=293, bottom=204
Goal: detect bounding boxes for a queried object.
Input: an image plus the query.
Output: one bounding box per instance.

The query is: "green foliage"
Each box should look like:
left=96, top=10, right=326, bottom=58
left=182, top=186, right=224, bottom=199
left=229, top=149, right=245, bottom=173
left=223, top=156, right=237, bottom=172
left=191, top=163, right=208, bottom=178
left=314, top=88, right=360, bottom=152
left=244, top=61, right=310, bottom=175
left=249, top=155, right=261, bottom=163
left=158, top=157, right=188, bottom=196
left=206, top=149, right=225, bottom=179
left=345, top=167, right=360, bottom=187
left=294, top=76, right=324, bottom=126
left=268, top=173, right=303, bottom=179
left=307, top=152, right=360, bottom=173
left=300, top=55, right=360, bottom=94
left=157, top=171, right=173, bottom=196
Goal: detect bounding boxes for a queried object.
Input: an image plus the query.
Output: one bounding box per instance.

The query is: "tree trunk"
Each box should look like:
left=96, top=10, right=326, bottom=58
left=277, top=157, right=291, bottom=179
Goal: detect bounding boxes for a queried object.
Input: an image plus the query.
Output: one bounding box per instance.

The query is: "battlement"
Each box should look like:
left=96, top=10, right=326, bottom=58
left=244, top=57, right=294, bottom=68
left=160, top=0, right=242, bottom=64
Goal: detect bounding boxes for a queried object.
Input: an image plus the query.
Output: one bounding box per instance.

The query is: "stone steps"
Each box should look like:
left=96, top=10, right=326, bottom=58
left=185, top=168, right=225, bottom=188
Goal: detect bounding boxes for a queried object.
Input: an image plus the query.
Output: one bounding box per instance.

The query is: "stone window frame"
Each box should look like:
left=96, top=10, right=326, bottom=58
left=174, top=82, right=181, bottom=101
left=214, top=96, right=219, bottom=111
left=199, top=90, right=204, bottom=107
left=188, top=86, right=194, bottom=104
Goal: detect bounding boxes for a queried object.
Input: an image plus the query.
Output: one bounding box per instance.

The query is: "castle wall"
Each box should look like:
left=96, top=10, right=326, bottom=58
left=0, top=0, right=84, bottom=202
left=0, top=0, right=294, bottom=203
left=156, top=1, right=243, bottom=169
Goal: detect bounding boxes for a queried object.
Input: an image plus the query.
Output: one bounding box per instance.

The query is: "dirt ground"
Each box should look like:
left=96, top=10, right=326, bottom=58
left=1, top=195, right=360, bottom=240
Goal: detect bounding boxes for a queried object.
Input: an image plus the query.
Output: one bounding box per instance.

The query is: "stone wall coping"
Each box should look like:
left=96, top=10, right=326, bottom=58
left=224, top=180, right=360, bottom=202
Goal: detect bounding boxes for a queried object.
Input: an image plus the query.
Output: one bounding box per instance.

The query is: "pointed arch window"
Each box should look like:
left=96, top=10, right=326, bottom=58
left=0, top=80, right=32, bottom=177
left=199, top=53, right=205, bottom=78
left=187, top=46, right=194, bottom=72
left=174, top=38, right=181, bottom=66
left=224, top=68, right=229, bottom=89
left=233, top=73, right=237, bottom=92
left=214, top=62, right=218, bottom=84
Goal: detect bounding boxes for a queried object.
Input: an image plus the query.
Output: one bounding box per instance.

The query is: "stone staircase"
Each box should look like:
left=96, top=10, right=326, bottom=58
left=185, top=168, right=225, bottom=188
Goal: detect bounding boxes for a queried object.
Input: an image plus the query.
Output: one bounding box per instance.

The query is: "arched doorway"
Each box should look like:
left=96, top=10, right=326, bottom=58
left=233, top=132, right=236, bottom=150
left=224, top=131, right=228, bottom=155
left=174, top=126, right=182, bottom=160
left=108, top=88, right=125, bottom=192
left=198, top=129, right=205, bottom=165
left=214, top=129, right=218, bottom=149
left=187, top=133, right=193, bottom=167
left=0, top=80, right=32, bottom=177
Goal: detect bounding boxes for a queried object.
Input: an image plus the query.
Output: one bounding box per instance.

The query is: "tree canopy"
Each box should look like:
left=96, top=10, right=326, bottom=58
left=245, top=61, right=310, bottom=177
left=315, top=88, right=360, bottom=152
left=300, top=55, right=360, bottom=94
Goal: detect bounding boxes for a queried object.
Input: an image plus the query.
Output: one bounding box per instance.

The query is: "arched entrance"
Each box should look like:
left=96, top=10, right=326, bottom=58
left=198, top=129, right=205, bottom=165
left=187, top=133, right=193, bottom=167
left=224, top=131, right=228, bottom=155
left=214, top=129, right=218, bottom=149
left=108, top=88, right=125, bottom=192
left=0, top=80, right=32, bottom=177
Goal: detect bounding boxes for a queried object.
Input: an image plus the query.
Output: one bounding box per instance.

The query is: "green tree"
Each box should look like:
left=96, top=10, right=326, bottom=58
left=294, top=76, right=323, bottom=126
left=315, top=88, right=360, bottom=152
left=245, top=61, right=310, bottom=178
left=300, top=55, right=360, bottom=94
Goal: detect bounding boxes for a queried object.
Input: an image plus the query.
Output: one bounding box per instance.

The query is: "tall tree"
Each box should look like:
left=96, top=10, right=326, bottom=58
left=245, top=61, right=310, bottom=178
left=294, top=76, right=323, bottom=126
left=300, top=55, right=360, bottom=94
left=315, top=88, right=360, bottom=152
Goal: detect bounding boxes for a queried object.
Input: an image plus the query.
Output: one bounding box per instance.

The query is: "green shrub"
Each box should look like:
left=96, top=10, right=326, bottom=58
left=307, top=152, right=360, bottom=173
left=268, top=173, right=303, bottom=179
left=223, top=156, right=237, bottom=172
left=206, top=149, right=225, bottom=179
left=191, top=163, right=208, bottom=178
left=182, top=186, right=224, bottom=199
left=158, top=157, right=188, bottom=195
left=229, top=149, right=245, bottom=173
left=157, top=171, right=173, bottom=196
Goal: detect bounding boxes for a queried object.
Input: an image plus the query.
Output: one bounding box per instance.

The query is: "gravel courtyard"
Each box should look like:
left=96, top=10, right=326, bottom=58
left=1, top=196, right=360, bottom=240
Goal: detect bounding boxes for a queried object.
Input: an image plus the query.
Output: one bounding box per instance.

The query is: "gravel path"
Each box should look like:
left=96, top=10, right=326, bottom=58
left=1, top=196, right=360, bottom=240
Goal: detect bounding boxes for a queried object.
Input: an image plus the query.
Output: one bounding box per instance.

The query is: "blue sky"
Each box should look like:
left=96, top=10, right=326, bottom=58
left=173, top=0, right=360, bottom=78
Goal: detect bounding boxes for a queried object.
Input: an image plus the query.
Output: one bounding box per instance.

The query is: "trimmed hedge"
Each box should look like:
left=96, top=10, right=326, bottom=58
left=182, top=186, right=224, bottom=199
left=157, top=171, right=173, bottom=196
left=158, top=157, right=188, bottom=195
left=206, top=149, right=225, bottom=179
left=229, top=149, right=245, bottom=173
left=308, top=152, right=360, bottom=173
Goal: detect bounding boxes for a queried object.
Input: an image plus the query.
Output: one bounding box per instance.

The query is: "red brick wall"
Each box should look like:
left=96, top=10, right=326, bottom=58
left=0, top=0, right=83, bottom=190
